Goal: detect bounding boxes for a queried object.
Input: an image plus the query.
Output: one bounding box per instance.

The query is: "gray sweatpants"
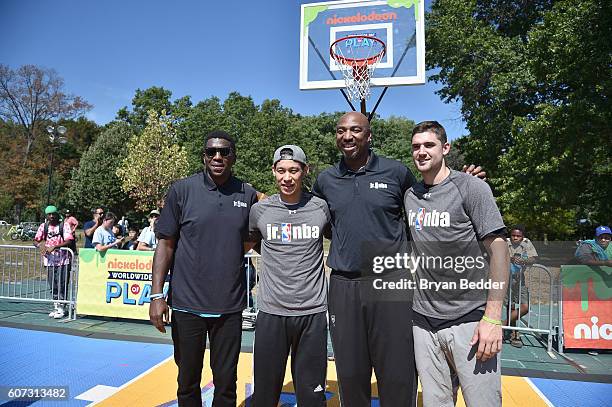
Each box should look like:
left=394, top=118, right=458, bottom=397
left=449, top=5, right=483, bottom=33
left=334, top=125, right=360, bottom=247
left=413, top=322, right=502, bottom=407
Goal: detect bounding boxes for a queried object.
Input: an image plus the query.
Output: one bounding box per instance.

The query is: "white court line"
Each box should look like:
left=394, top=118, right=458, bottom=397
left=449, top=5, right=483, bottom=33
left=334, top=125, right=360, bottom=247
left=524, top=377, right=554, bottom=407
left=88, top=355, right=175, bottom=406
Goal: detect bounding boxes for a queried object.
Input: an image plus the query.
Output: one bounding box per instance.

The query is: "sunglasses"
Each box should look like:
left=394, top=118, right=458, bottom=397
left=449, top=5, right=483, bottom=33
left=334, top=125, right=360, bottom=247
left=95, top=212, right=104, bottom=215
left=205, top=147, right=233, bottom=158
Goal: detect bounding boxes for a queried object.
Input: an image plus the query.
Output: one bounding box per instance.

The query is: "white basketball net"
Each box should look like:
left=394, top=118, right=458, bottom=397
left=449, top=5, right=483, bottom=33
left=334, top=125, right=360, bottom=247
left=331, top=37, right=385, bottom=101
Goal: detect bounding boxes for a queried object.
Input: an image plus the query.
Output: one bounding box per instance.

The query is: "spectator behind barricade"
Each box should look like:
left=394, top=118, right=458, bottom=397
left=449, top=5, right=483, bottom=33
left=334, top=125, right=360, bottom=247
left=120, top=226, right=140, bottom=250
left=112, top=225, right=124, bottom=241
left=575, top=226, right=612, bottom=266
left=92, top=212, right=123, bottom=253
left=64, top=210, right=79, bottom=234
left=504, top=225, right=538, bottom=347
left=137, top=209, right=159, bottom=251
left=83, top=207, right=104, bottom=248
left=118, top=216, right=129, bottom=235
left=33, top=205, right=75, bottom=319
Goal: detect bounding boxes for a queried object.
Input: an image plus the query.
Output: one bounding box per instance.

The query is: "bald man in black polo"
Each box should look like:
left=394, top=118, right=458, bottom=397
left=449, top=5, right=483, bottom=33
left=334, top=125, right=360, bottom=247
left=313, top=112, right=418, bottom=406
left=149, top=131, right=258, bottom=407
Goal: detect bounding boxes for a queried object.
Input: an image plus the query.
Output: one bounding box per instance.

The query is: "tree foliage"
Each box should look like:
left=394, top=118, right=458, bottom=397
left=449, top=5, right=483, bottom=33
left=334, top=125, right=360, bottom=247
left=67, top=122, right=134, bottom=219
left=426, top=0, right=611, bottom=238
left=117, top=111, right=189, bottom=211
left=0, top=64, right=92, bottom=165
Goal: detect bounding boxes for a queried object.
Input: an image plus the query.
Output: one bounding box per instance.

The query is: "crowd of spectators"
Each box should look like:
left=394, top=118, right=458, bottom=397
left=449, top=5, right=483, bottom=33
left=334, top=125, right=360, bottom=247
left=79, top=207, right=159, bottom=253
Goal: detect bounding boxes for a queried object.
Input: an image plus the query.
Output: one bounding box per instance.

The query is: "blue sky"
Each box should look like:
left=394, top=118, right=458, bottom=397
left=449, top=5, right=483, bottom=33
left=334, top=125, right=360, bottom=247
left=0, top=0, right=467, bottom=140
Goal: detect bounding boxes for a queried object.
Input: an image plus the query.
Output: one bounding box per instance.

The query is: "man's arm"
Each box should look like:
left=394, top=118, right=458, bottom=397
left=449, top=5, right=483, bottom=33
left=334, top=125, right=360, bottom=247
left=137, top=241, right=154, bottom=251
left=95, top=238, right=123, bottom=253
left=84, top=220, right=101, bottom=238
left=149, top=237, right=175, bottom=333
left=470, top=235, right=509, bottom=362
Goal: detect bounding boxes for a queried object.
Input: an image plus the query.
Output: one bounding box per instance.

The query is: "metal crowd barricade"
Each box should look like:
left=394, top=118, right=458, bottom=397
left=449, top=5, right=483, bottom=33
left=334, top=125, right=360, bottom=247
left=503, top=263, right=556, bottom=355
left=242, top=252, right=260, bottom=330
left=0, top=245, right=77, bottom=320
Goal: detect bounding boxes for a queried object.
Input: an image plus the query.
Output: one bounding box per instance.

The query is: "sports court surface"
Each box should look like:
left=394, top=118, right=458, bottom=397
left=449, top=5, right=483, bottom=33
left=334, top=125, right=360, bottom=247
left=1, top=301, right=611, bottom=407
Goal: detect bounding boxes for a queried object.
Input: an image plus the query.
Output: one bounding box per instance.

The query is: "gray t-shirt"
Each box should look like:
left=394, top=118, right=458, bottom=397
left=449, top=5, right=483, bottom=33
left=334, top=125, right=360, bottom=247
left=404, top=170, right=506, bottom=319
left=249, top=192, right=331, bottom=316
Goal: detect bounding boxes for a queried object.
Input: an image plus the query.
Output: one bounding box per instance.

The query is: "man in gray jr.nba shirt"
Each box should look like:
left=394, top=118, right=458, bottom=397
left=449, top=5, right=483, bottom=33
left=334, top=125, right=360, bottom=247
left=248, top=145, right=330, bottom=407
left=404, top=121, right=509, bottom=407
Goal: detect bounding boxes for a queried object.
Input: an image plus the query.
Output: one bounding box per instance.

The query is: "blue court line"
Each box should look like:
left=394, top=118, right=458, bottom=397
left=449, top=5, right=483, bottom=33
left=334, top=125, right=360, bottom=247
left=2, top=326, right=611, bottom=407
left=0, top=327, right=173, bottom=406
left=530, top=377, right=612, bottom=407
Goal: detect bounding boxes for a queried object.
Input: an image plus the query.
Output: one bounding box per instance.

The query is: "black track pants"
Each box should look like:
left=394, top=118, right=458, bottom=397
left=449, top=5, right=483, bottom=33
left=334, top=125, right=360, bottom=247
left=328, top=271, right=417, bottom=407
left=253, top=311, right=327, bottom=407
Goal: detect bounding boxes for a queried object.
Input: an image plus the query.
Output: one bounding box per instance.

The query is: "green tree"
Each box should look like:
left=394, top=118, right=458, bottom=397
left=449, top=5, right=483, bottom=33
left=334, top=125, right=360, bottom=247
left=117, top=86, right=192, bottom=128
left=67, top=121, right=135, bottom=219
left=0, top=64, right=92, bottom=165
left=426, top=0, right=611, bottom=238
left=117, top=111, right=189, bottom=211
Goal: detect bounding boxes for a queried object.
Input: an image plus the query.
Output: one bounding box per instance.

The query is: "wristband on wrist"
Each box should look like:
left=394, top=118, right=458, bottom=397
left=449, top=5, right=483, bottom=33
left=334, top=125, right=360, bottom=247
left=481, top=315, right=502, bottom=326
left=149, top=293, right=165, bottom=300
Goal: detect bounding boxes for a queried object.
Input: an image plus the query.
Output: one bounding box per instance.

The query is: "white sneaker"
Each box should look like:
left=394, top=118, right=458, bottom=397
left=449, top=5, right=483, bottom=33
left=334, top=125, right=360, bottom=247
left=49, top=303, right=59, bottom=317
left=53, top=305, right=65, bottom=319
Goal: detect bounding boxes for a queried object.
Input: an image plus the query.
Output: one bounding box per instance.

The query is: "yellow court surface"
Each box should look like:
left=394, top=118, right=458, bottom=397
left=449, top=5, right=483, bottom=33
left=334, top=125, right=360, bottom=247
left=96, top=352, right=550, bottom=406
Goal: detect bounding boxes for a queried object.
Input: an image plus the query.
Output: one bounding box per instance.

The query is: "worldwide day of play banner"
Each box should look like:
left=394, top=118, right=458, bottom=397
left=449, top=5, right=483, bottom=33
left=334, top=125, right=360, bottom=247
left=561, top=265, right=612, bottom=350
left=77, top=248, right=166, bottom=320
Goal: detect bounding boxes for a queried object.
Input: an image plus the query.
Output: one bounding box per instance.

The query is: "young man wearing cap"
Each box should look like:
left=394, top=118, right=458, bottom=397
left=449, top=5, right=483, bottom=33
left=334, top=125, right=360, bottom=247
left=150, top=130, right=258, bottom=407
left=575, top=226, right=612, bottom=266
left=405, top=121, right=508, bottom=407
left=248, top=145, right=330, bottom=406
left=137, top=210, right=160, bottom=251
left=33, top=205, right=75, bottom=319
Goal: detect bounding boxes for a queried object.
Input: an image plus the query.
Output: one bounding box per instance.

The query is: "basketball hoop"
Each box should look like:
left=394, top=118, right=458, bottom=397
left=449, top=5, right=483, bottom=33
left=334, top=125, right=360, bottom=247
left=330, top=35, right=386, bottom=102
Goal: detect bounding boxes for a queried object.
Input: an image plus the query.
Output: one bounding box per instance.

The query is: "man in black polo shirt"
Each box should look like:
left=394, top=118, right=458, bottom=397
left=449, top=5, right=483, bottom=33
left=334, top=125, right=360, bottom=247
left=313, top=112, right=484, bottom=406
left=312, top=112, right=417, bottom=406
left=149, top=131, right=258, bottom=407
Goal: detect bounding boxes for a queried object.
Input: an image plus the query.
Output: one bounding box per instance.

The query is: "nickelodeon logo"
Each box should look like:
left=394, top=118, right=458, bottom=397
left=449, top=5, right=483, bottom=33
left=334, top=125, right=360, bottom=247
left=573, top=316, right=612, bottom=340
left=106, top=258, right=152, bottom=272
left=326, top=11, right=397, bottom=25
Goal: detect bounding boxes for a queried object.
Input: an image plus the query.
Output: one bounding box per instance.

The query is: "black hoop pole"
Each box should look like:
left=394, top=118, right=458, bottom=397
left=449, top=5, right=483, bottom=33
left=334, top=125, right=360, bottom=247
left=369, top=34, right=415, bottom=121
left=360, top=99, right=367, bottom=116
left=308, top=35, right=357, bottom=112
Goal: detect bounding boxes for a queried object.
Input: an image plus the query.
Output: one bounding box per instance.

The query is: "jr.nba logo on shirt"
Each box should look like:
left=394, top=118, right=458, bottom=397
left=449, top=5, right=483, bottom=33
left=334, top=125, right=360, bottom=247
left=408, top=208, right=451, bottom=230
left=266, top=223, right=320, bottom=242
left=281, top=223, right=292, bottom=243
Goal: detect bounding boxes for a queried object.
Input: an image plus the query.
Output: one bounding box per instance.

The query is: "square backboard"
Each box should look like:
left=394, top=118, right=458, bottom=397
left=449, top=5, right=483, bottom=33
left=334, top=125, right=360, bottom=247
left=300, top=0, right=425, bottom=91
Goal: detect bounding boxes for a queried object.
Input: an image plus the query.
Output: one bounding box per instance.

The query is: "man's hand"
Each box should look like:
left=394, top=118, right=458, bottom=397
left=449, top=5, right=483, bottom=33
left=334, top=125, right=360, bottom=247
left=462, top=164, right=487, bottom=180
left=45, top=245, right=57, bottom=254
left=36, top=243, right=47, bottom=256
left=149, top=299, right=170, bottom=333
left=470, top=319, right=503, bottom=362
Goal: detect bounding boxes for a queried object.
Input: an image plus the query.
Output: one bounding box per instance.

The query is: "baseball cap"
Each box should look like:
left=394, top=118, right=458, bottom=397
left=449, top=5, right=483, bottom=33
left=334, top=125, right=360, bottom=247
left=273, top=145, right=308, bottom=166
left=44, top=205, right=58, bottom=215
left=595, top=225, right=611, bottom=237
left=149, top=209, right=160, bottom=217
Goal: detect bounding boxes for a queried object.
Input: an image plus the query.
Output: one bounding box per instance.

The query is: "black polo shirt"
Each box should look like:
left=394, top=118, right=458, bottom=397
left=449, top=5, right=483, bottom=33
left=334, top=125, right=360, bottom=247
left=312, top=152, right=416, bottom=273
left=156, top=171, right=257, bottom=314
